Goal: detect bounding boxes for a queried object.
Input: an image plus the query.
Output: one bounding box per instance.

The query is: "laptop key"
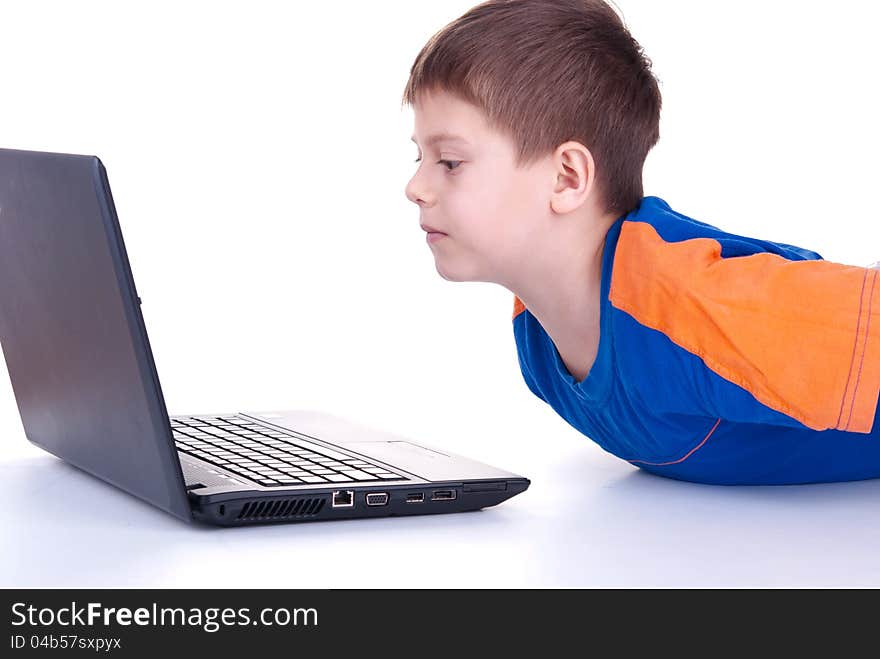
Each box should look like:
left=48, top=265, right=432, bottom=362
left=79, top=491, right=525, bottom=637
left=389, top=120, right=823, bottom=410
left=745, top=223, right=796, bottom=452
left=340, top=470, right=377, bottom=481
left=300, top=476, right=327, bottom=483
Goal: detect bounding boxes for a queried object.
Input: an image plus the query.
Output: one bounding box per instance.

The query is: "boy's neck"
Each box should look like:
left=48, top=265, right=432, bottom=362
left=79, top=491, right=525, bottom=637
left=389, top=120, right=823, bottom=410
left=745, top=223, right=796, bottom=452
left=510, top=222, right=611, bottom=382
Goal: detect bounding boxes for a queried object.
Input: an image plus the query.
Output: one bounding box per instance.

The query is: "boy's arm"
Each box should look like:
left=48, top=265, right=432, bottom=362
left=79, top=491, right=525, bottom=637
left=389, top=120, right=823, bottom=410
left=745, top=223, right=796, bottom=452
left=611, top=230, right=880, bottom=434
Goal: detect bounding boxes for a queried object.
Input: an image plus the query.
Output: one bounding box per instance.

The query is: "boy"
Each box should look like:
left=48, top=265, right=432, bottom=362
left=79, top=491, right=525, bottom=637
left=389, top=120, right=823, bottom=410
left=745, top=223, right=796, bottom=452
left=402, top=0, right=880, bottom=485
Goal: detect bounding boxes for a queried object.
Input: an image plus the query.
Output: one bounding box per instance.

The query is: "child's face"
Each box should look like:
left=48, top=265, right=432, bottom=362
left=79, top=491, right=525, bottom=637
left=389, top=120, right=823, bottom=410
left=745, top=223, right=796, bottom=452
left=406, top=89, right=551, bottom=286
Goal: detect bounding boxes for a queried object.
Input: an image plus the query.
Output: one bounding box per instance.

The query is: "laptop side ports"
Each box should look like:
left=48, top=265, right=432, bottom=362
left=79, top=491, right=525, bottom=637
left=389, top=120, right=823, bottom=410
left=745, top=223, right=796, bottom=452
left=431, top=489, right=457, bottom=501
left=365, top=492, right=389, bottom=506
left=406, top=492, right=425, bottom=503
left=332, top=490, right=354, bottom=508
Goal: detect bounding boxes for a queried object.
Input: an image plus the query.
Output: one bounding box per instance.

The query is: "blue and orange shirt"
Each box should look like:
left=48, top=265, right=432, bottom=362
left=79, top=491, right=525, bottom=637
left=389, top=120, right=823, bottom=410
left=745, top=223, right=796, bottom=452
left=513, top=196, right=880, bottom=485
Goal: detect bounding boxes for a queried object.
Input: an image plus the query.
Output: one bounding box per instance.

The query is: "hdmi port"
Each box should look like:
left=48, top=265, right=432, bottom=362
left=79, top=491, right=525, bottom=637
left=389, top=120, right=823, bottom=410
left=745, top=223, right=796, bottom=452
left=431, top=489, right=456, bottom=501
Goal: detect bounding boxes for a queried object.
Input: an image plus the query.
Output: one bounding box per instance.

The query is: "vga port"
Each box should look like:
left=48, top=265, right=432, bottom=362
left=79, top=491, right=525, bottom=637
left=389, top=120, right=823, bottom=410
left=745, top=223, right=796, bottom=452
left=365, top=492, right=389, bottom=506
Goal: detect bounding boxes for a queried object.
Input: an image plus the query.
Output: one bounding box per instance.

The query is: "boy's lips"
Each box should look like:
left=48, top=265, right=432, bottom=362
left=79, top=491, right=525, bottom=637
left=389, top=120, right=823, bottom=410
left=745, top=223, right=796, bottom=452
left=420, top=223, right=447, bottom=235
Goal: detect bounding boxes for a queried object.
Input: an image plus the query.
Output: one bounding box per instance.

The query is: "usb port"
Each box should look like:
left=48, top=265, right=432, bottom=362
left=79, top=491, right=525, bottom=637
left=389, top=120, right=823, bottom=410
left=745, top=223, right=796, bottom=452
left=406, top=492, right=425, bottom=503
left=365, top=492, right=389, bottom=506
left=431, top=489, right=456, bottom=501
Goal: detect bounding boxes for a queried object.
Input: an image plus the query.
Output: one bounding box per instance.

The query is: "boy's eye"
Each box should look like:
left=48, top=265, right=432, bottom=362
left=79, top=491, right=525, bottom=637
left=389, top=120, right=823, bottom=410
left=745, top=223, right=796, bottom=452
left=413, top=157, right=462, bottom=172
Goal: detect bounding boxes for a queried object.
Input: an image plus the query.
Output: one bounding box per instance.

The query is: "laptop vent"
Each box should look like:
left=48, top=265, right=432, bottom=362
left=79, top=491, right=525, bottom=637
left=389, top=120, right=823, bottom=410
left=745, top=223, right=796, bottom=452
left=236, top=497, right=326, bottom=521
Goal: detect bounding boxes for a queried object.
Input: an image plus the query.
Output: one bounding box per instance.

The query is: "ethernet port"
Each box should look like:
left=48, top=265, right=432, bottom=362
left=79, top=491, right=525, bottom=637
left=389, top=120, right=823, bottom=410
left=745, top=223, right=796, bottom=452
left=332, top=490, right=354, bottom=508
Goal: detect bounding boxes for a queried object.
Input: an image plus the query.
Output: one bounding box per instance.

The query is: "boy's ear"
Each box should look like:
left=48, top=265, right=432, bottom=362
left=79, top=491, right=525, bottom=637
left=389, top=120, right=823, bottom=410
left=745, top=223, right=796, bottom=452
left=550, top=141, right=596, bottom=214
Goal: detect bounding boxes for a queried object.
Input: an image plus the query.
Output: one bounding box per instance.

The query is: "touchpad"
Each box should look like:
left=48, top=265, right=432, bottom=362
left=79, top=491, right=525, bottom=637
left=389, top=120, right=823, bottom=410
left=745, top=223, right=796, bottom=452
left=344, top=440, right=462, bottom=481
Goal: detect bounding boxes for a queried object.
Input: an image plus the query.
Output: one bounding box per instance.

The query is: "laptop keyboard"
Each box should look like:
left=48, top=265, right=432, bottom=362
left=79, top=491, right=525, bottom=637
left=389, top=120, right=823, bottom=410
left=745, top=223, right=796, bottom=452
left=170, top=415, right=408, bottom=487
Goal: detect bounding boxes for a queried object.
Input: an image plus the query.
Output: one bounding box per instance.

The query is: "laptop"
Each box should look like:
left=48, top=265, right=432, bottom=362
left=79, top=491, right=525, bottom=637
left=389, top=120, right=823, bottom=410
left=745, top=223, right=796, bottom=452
left=0, top=147, right=530, bottom=526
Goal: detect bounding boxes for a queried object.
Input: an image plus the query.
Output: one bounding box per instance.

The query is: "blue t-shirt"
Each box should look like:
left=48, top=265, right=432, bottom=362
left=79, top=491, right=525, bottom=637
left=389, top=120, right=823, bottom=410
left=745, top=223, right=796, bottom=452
left=513, top=196, right=880, bottom=485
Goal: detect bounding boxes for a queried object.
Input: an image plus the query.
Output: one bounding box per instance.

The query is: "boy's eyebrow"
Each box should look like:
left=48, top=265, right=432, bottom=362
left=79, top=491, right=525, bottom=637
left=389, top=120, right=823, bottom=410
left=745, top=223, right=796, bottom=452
left=410, top=132, right=471, bottom=147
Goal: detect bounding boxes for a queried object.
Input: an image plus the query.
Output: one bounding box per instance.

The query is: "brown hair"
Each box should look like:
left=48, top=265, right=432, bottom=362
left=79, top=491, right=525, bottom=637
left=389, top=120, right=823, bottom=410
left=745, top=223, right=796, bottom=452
left=401, top=0, right=662, bottom=218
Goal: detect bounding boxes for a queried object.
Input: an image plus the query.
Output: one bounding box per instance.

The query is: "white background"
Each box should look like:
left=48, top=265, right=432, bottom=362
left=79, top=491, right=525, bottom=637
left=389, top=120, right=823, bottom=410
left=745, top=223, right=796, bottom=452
left=2, top=0, right=880, bottom=587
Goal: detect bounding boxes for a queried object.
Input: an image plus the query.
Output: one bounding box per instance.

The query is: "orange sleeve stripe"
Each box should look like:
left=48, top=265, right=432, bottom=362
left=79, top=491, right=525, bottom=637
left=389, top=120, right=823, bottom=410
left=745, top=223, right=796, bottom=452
left=609, top=220, right=880, bottom=433
left=513, top=295, right=526, bottom=320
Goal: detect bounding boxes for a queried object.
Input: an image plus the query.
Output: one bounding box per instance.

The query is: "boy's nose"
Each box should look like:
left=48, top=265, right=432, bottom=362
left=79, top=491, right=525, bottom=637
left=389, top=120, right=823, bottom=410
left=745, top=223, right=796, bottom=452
left=405, top=179, right=431, bottom=207
left=405, top=177, right=422, bottom=205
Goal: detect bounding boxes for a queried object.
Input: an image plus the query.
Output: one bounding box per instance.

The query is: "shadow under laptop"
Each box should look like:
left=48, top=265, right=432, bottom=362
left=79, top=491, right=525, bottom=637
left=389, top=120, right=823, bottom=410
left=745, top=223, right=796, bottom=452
left=1, top=455, right=526, bottom=587
left=528, top=450, right=880, bottom=587
left=0, top=456, right=215, bottom=587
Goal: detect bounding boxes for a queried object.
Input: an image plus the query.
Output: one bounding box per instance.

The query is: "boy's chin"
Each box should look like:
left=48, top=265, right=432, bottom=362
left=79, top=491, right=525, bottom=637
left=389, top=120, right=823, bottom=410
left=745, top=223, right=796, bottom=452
left=434, top=259, right=468, bottom=283
left=434, top=259, right=493, bottom=284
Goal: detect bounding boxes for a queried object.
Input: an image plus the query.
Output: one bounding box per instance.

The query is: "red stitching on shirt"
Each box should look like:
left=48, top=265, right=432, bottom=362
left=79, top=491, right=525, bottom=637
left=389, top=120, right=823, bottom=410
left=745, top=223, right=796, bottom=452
left=835, top=268, right=869, bottom=430
left=627, top=418, right=722, bottom=467
left=843, top=268, right=877, bottom=431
